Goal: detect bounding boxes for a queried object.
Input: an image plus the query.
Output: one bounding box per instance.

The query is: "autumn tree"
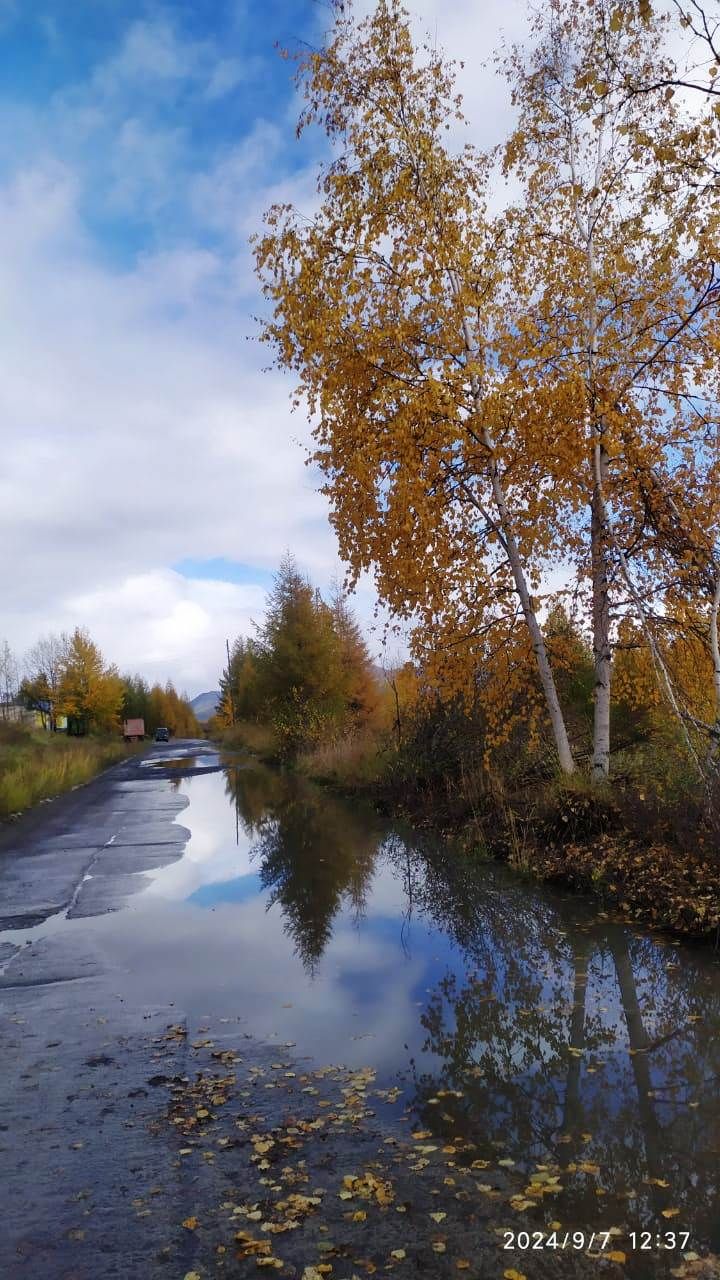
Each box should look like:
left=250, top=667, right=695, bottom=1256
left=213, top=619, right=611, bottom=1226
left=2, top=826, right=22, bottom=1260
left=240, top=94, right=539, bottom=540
left=140, top=681, right=199, bottom=736
left=58, top=628, right=124, bottom=733
left=167, top=682, right=202, bottom=737
left=330, top=585, right=380, bottom=728
left=254, top=0, right=579, bottom=774
left=379, top=657, right=420, bottom=748
left=21, top=632, right=71, bottom=730
left=0, top=640, right=18, bottom=719
left=218, top=638, right=262, bottom=726
left=609, top=0, right=720, bottom=110
left=253, top=554, right=349, bottom=753
left=502, top=0, right=719, bottom=776
left=121, top=673, right=151, bottom=723
left=218, top=557, right=382, bottom=754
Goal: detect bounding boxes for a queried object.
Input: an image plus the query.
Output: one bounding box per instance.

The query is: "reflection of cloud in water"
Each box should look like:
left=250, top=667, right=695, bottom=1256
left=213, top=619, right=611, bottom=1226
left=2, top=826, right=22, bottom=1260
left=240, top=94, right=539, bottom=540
left=42, top=758, right=719, bottom=1264
left=100, top=889, right=428, bottom=1073
left=144, top=771, right=256, bottom=898
left=73, top=761, right=720, bottom=1248
left=108, top=764, right=438, bottom=1070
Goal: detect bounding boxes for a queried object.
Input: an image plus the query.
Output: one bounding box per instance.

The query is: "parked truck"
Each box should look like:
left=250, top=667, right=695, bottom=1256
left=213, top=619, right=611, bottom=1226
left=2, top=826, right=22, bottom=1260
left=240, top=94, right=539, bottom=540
left=123, top=718, right=145, bottom=742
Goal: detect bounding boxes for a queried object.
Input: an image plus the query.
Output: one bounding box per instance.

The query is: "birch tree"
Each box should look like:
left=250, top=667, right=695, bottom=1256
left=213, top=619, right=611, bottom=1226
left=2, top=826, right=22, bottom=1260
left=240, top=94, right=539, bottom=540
left=502, top=0, right=719, bottom=776
left=22, top=632, right=70, bottom=731
left=254, top=0, right=578, bottom=773
left=0, top=640, right=18, bottom=719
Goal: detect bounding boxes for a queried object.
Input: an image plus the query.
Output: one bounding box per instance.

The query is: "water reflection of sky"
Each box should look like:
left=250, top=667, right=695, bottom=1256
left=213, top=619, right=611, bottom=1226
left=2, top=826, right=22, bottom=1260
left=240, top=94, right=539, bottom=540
left=69, top=764, right=720, bottom=1249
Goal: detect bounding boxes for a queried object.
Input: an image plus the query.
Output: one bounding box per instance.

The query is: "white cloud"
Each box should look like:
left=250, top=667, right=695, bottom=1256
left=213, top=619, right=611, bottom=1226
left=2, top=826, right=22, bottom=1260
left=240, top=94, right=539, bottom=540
left=107, top=118, right=186, bottom=214
left=0, top=158, right=342, bottom=692
left=12, top=0, right=669, bottom=698
left=0, top=0, right=522, bottom=699
left=66, top=571, right=268, bottom=693
left=205, top=56, right=248, bottom=100
left=89, top=18, right=203, bottom=99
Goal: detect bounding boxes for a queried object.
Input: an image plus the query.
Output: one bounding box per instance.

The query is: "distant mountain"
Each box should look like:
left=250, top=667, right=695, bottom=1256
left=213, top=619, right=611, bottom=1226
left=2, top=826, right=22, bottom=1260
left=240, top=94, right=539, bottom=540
left=190, top=690, right=220, bottom=723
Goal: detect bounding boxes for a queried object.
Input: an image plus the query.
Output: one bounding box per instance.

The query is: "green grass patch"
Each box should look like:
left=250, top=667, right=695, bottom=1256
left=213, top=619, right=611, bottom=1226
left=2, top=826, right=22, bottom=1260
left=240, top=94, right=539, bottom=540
left=0, top=722, right=135, bottom=819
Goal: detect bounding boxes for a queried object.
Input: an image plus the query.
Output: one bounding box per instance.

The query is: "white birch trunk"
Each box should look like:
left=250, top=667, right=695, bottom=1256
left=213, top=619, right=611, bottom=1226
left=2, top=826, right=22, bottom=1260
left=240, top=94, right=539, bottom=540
left=406, top=145, right=577, bottom=776
left=569, top=108, right=613, bottom=779
left=483, top=437, right=577, bottom=776
left=591, top=445, right=612, bottom=778
left=455, top=303, right=577, bottom=775
left=709, top=571, right=720, bottom=764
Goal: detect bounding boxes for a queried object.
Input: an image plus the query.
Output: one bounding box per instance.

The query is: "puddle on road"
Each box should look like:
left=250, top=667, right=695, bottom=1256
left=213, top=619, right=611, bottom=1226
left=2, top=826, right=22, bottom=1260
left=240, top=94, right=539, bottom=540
left=141, top=750, right=221, bottom=771
left=146, top=757, right=196, bottom=769
left=3, top=759, right=720, bottom=1252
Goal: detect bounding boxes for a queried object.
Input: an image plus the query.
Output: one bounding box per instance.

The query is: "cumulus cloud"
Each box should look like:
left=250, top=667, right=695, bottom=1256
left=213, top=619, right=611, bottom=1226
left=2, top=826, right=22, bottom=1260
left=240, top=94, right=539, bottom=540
left=1, top=0, right=617, bottom=695
left=0, top=0, right=524, bottom=694
left=0, top=154, right=338, bottom=688
left=65, top=571, right=268, bottom=693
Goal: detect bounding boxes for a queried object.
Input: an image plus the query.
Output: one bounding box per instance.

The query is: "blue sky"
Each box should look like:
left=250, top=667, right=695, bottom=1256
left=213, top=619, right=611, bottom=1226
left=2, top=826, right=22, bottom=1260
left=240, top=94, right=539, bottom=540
left=0, top=0, right=325, bottom=263
left=0, top=0, right=526, bottom=695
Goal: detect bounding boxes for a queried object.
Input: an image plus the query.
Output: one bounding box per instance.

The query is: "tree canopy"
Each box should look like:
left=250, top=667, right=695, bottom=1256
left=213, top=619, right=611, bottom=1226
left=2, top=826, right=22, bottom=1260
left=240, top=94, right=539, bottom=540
left=255, top=0, right=720, bottom=780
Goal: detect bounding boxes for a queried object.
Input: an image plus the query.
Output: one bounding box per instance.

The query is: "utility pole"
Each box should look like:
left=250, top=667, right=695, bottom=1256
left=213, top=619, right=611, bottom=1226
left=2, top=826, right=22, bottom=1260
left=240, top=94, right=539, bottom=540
left=225, top=638, right=237, bottom=725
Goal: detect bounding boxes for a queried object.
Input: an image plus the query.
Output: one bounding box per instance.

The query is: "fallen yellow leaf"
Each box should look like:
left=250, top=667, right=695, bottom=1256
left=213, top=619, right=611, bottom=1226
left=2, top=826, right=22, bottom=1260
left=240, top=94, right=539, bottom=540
left=607, top=1252, right=626, bottom=1263
left=661, top=1207, right=680, bottom=1218
left=182, top=1216, right=199, bottom=1230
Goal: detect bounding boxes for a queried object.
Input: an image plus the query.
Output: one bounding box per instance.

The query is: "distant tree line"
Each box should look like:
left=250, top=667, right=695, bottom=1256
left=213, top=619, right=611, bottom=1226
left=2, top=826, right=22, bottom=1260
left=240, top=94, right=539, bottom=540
left=121, top=673, right=200, bottom=738
left=0, top=629, right=199, bottom=738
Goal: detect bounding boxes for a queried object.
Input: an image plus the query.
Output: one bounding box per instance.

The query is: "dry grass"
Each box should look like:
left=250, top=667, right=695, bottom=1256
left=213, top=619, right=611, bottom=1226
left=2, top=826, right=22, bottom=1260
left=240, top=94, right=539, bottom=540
left=297, top=728, right=387, bottom=788
left=215, top=720, right=278, bottom=759
left=0, top=722, right=131, bottom=819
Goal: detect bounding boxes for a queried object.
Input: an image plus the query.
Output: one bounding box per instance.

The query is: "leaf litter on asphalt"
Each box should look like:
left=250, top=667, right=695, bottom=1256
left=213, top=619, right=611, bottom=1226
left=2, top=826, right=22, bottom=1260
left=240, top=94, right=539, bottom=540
left=138, top=1022, right=718, bottom=1277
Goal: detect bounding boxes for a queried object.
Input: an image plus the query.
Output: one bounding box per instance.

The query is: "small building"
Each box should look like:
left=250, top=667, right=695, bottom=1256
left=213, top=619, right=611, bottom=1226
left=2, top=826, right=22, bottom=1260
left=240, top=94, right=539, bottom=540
left=0, top=700, right=67, bottom=731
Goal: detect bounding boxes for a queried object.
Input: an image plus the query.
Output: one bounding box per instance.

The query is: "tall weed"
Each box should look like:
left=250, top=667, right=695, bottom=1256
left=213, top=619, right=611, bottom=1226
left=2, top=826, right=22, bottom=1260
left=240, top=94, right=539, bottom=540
left=0, top=727, right=129, bottom=819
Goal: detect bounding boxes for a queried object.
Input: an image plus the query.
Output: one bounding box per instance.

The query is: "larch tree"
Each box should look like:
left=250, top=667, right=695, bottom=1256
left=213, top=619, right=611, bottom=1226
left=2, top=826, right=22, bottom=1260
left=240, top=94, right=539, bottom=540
left=218, top=638, right=263, bottom=726
left=121, top=673, right=151, bottom=723
left=254, top=0, right=579, bottom=774
left=501, top=0, right=719, bottom=776
left=58, top=628, right=124, bottom=733
left=330, top=585, right=381, bottom=728
left=254, top=554, right=348, bottom=752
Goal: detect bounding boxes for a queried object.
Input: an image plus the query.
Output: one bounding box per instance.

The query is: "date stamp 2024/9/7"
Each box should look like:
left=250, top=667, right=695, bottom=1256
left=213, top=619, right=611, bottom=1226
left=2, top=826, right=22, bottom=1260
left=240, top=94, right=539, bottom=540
left=502, top=1228, right=693, bottom=1253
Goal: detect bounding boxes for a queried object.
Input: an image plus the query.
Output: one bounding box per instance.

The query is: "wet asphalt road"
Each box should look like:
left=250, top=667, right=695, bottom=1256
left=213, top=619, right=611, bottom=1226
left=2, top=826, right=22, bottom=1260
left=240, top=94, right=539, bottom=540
left=0, top=743, right=553, bottom=1280
left=0, top=743, right=687, bottom=1280
left=0, top=741, right=209, bottom=1278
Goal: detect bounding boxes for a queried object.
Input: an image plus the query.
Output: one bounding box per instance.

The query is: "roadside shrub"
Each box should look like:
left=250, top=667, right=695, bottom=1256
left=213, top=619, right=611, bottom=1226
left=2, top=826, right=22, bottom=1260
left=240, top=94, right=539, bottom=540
left=215, top=719, right=278, bottom=760
left=297, top=728, right=388, bottom=788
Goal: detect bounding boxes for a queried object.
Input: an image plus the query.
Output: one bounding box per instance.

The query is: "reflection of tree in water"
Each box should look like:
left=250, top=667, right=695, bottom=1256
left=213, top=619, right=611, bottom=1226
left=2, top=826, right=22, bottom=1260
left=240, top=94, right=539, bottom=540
left=227, top=765, right=381, bottom=972
left=385, top=838, right=720, bottom=1248
left=223, top=763, right=283, bottom=837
